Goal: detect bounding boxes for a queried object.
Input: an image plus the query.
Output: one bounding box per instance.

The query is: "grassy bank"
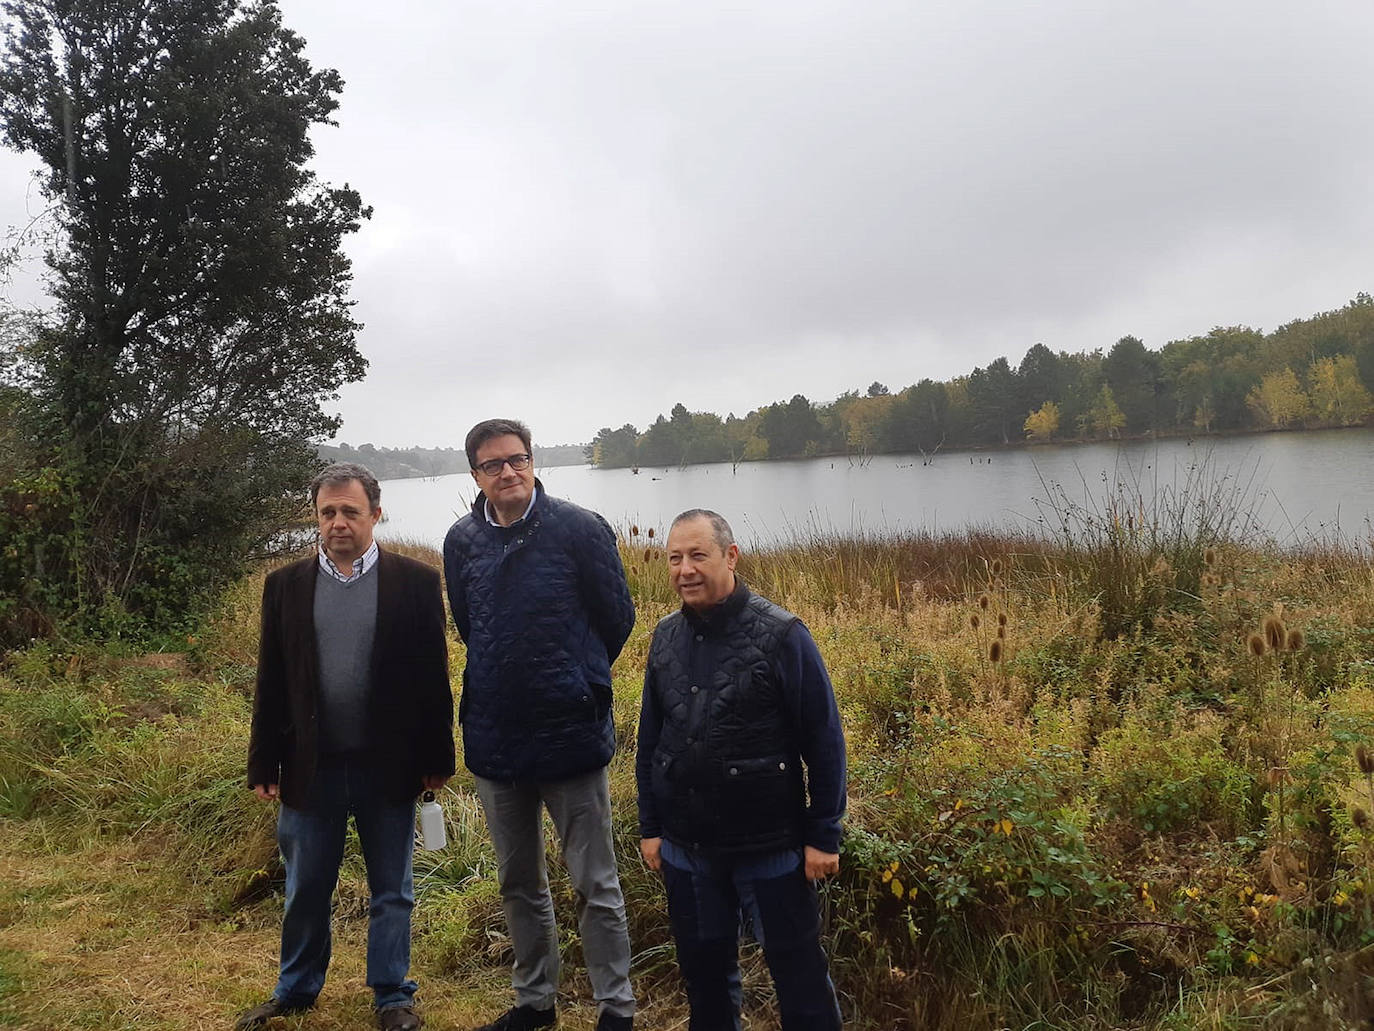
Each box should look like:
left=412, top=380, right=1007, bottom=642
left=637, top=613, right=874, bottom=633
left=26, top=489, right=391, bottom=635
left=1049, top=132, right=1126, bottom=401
left=3, top=523, right=1374, bottom=1029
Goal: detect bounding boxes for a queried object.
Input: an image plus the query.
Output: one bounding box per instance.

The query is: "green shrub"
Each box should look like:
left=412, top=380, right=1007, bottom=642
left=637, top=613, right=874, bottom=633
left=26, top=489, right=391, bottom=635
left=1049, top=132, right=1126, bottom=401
left=1094, top=714, right=1252, bottom=834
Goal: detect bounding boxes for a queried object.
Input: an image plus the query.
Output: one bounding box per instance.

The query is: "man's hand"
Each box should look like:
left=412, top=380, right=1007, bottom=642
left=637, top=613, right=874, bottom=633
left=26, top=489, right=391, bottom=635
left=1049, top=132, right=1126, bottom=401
left=252, top=783, right=279, bottom=802
left=640, top=837, right=662, bottom=872
left=804, top=845, right=840, bottom=881
left=421, top=774, right=451, bottom=792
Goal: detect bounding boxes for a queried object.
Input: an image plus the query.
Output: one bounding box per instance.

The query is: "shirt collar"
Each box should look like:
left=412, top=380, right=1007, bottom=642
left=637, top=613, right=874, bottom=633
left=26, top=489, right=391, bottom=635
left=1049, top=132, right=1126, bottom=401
left=318, top=538, right=379, bottom=583
left=484, top=485, right=539, bottom=527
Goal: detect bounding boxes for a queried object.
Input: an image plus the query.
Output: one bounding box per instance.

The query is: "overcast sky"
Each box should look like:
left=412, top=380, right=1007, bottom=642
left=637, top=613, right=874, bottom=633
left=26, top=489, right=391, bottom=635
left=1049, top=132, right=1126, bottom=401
left=3, top=0, right=1373, bottom=447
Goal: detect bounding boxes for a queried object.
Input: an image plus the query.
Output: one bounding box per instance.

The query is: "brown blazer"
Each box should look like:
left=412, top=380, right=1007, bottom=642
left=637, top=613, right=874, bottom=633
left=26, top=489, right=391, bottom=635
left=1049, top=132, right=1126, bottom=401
left=247, top=548, right=455, bottom=808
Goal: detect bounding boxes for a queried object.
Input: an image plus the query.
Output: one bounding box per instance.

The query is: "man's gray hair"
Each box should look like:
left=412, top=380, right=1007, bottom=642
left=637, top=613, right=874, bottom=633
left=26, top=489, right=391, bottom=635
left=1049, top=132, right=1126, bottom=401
left=310, top=462, right=381, bottom=510
left=671, top=509, right=735, bottom=552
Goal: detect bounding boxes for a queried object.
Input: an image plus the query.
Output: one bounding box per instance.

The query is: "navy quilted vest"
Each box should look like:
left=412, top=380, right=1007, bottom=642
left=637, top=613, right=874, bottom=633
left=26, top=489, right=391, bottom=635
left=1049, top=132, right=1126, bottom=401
left=644, top=588, right=807, bottom=853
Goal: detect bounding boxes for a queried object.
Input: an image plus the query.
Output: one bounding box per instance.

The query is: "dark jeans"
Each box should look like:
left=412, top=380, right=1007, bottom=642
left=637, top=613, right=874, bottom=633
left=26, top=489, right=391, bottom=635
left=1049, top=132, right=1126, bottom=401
left=274, top=754, right=418, bottom=1011
left=660, top=845, right=842, bottom=1031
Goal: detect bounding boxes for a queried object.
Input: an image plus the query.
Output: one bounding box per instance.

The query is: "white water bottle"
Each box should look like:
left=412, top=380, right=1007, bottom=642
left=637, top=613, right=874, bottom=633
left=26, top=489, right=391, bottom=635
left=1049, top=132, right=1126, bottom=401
left=419, top=790, right=447, bottom=851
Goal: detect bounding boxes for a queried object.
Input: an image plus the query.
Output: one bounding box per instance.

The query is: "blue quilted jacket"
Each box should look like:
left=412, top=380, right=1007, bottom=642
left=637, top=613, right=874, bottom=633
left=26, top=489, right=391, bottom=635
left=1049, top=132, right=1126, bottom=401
left=442, top=482, right=635, bottom=781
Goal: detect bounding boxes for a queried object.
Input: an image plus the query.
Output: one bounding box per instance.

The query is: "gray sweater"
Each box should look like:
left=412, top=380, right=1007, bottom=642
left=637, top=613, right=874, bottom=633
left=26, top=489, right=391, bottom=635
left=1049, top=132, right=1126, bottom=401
left=313, top=566, right=379, bottom=754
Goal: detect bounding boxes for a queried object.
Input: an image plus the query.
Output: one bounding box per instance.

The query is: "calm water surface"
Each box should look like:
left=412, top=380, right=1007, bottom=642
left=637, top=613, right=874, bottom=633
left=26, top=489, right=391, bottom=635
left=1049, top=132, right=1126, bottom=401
left=376, top=429, right=1374, bottom=549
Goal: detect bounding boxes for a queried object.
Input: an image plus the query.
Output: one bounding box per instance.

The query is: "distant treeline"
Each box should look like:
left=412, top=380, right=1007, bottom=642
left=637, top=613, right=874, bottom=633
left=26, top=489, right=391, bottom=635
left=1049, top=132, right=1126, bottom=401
left=319, top=442, right=587, bottom=480
left=587, top=294, right=1374, bottom=469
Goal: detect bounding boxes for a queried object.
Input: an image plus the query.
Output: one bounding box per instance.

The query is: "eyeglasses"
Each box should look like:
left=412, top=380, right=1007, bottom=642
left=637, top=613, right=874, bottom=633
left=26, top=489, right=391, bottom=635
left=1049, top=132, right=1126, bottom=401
left=473, top=453, right=532, bottom=476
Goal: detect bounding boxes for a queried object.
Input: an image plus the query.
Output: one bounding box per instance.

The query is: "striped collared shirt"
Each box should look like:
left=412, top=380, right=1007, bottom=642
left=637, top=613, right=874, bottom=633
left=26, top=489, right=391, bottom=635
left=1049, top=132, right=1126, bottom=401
left=318, top=539, right=379, bottom=583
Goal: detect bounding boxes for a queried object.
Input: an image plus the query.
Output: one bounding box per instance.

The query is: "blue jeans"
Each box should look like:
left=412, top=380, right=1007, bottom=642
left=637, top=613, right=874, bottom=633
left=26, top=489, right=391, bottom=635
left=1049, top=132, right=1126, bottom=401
left=274, top=755, right=418, bottom=1011
left=660, top=843, right=842, bottom=1031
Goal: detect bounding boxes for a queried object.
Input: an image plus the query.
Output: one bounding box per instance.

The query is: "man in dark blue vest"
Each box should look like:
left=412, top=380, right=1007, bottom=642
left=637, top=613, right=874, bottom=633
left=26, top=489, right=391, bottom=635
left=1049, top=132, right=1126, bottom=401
left=444, top=419, right=636, bottom=1031
left=240, top=463, right=454, bottom=1031
left=637, top=509, right=846, bottom=1031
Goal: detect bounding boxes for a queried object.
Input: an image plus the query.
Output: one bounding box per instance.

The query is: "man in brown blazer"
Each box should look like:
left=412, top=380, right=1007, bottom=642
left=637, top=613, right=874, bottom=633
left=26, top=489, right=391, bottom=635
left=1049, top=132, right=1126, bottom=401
left=238, top=463, right=454, bottom=1031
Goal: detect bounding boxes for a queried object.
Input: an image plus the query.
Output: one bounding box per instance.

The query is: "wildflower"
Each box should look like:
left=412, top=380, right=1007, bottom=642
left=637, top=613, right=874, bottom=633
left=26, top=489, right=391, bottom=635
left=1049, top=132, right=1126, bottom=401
left=1358, top=746, right=1374, bottom=776
left=1247, top=633, right=1266, bottom=658
left=1334, top=890, right=1350, bottom=906
left=1245, top=952, right=1260, bottom=967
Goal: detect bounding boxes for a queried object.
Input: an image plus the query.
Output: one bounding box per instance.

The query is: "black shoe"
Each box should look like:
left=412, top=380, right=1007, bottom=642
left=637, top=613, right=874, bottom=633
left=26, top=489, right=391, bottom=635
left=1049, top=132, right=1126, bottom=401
left=595, top=1013, right=633, bottom=1031
left=234, top=997, right=313, bottom=1030
left=471, top=1004, right=557, bottom=1031
left=378, top=1004, right=422, bottom=1030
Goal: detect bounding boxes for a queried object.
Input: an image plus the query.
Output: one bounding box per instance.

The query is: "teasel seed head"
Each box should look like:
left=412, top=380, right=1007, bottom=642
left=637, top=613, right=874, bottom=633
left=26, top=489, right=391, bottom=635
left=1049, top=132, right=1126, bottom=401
left=1285, top=627, right=1305, bottom=652
left=978, top=593, right=990, bottom=610
left=1263, top=614, right=1287, bottom=652
left=643, top=547, right=651, bottom=564
left=1247, top=633, right=1266, bottom=657
left=969, top=613, right=981, bottom=630
left=647, top=527, right=655, bottom=539
left=989, top=640, right=1003, bottom=664
left=997, top=612, right=1007, bottom=627
left=996, top=625, right=1006, bottom=640
left=630, top=524, right=639, bottom=537
left=1355, top=806, right=1370, bottom=830
left=1357, top=745, right=1374, bottom=776
left=991, top=558, right=1004, bottom=577
left=1203, top=546, right=1217, bottom=567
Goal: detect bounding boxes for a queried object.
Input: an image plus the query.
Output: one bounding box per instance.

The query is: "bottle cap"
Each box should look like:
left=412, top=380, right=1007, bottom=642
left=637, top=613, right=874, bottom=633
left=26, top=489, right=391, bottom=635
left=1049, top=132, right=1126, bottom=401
left=422, top=790, right=436, bottom=803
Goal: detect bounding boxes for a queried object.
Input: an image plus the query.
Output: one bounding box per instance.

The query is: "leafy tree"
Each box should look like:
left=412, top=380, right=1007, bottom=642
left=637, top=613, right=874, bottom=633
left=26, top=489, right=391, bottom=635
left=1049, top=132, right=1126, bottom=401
left=1307, top=354, right=1373, bottom=426
left=759, top=394, right=822, bottom=459
left=1103, top=335, right=1159, bottom=433
left=866, top=381, right=890, bottom=397
left=1081, top=385, right=1126, bottom=438
left=1246, top=367, right=1309, bottom=428
left=1016, top=343, right=1069, bottom=415
left=965, top=357, right=1019, bottom=444
left=586, top=424, right=639, bottom=467
left=1023, top=401, right=1060, bottom=442
left=0, top=0, right=367, bottom=634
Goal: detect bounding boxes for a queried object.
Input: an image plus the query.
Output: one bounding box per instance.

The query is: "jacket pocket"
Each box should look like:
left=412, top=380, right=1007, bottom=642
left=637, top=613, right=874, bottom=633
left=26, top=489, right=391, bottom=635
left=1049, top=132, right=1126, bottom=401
left=589, top=681, right=612, bottom=720
left=718, top=754, right=794, bottom=835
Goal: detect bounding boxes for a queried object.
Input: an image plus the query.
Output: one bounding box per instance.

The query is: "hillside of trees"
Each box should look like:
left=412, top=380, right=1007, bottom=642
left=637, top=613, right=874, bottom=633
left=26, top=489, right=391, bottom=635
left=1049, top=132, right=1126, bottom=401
left=318, top=442, right=587, bottom=480
left=587, top=294, right=1374, bottom=468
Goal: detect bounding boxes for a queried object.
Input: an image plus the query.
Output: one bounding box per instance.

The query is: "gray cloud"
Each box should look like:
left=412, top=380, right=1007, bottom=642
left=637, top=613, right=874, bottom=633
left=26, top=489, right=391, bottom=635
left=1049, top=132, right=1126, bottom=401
left=4, top=0, right=1373, bottom=446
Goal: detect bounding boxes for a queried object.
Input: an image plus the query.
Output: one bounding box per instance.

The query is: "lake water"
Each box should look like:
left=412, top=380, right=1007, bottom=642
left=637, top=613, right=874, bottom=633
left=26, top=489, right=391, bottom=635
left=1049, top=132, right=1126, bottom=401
left=375, top=429, right=1374, bottom=549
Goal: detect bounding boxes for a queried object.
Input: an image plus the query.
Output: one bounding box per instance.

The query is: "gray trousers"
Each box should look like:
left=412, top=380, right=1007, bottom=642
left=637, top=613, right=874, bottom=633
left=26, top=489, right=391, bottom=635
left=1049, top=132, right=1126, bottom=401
left=475, top=767, right=635, bottom=1018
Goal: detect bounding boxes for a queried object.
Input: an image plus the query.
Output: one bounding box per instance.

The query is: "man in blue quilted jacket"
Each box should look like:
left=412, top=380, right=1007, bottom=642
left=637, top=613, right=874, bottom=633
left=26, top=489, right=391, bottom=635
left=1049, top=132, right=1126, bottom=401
left=443, top=418, right=636, bottom=1031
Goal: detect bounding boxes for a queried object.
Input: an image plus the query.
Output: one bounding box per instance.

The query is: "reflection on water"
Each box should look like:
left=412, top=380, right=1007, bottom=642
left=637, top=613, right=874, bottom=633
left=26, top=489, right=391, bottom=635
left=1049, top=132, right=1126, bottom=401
left=375, top=429, right=1374, bottom=549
